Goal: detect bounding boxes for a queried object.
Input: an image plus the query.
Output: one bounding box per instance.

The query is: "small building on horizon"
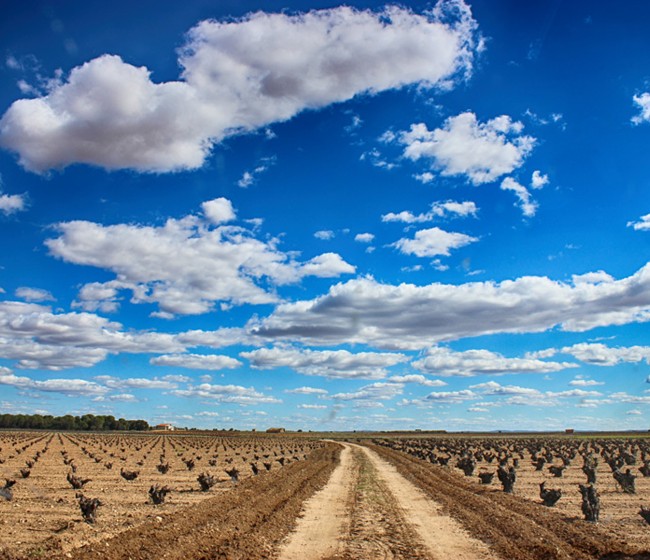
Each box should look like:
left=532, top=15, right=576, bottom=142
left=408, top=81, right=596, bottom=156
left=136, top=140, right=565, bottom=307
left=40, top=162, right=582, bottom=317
left=154, top=423, right=175, bottom=431
left=266, top=427, right=286, bottom=433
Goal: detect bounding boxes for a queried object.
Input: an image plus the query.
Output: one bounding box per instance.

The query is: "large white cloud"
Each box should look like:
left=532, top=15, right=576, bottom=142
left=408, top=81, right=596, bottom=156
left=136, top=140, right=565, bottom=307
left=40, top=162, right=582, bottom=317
left=0, top=370, right=108, bottom=396
left=171, top=383, right=281, bottom=405
left=46, top=200, right=354, bottom=316
left=398, top=112, right=535, bottom=185
left=392, top=226, right=477, bottom=257
left=0, top=300, right=182, bottom=370
left=252, top=263, right=650, bottom=348
left=241, top=347, right=408, bottom=379
left=534, top=342, right=650, bottom=366
left=0, top=3, right=479, bottom=173
left=413, top=346, right=576, bottom=377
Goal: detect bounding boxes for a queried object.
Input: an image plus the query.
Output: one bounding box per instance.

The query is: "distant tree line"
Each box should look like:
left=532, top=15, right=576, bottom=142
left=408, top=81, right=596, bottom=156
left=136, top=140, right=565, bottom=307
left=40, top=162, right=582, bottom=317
left=0, top=413, right=149, bottom=431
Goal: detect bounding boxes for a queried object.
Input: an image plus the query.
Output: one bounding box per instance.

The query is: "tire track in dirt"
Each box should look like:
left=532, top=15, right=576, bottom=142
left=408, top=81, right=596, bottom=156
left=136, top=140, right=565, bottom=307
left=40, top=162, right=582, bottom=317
left=352, top=444, right=497, bottom=560
left=277, top=445, right=356, bottom=560
left=279, top=443, right=500, bottom=560
left=369, top=443, right=650, bottom=560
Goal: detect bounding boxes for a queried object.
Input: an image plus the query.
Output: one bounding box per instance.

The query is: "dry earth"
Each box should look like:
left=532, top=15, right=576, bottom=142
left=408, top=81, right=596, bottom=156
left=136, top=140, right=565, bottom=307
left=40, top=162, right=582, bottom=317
left=278, top=442, right=497, bottom=560
left=3, top=436, right=650, bottom=560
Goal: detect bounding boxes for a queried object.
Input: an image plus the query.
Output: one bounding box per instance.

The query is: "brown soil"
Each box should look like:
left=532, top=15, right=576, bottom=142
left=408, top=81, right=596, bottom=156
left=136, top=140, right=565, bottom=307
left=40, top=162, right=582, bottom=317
left=51, top=442, right=340, bottom=560
left=368, top=443, right=650, bottom=560
left=3, top=433, right=650, bottom=560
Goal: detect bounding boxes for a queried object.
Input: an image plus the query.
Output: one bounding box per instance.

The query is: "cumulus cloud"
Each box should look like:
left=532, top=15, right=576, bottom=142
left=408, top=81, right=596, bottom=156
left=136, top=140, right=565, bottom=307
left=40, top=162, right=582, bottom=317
left=531, top=170, right=549, bottom=189
left=15, top=287, right=55, bottom=302
left=355, top=233, right=375, bottom=243
left=387, top=374, right=447, bottom=387
left=172, top=382, right=281, bottom=405
left=632, top=93, right=650, bottom=125
left=252, top=263, right=650, bottom=349
left=298, top=404, right=328, bottom=410
left=46, top=200, right=354, bottom=316
left=314, top=230, right=335, bottom=241
left=539, top=342, right=650, bottom=366
left=95, top=375, right=182, bottom=390
left=469, top=380, right=541, bottom=396
left=241, top=347, right=408, bottom=379
left=0, top=192, right=26, bottom=214
left=569, top=376, right=605, bottom=387
left=413, top=346, right=577, bottom=377
left=393, top=227, right=477, bottom=257
left=202, top=197, right=236, bottom=224
left=0, top=300, right=183, bottom=370
left=0, top=370, right=108, bottom=396
left=397, top=112, right=535, bottom=185
left=285, top=386, right=329, bottom=395
left=382, top=200, right=477, bottom=223
left=628, top=213, right=650, bottom=231
left=500, top=177, right=538, bottom=217
left=0, top=4, right=479, bottom=173
left=150, top=353, right=242, bottom=370
left=331, top=381, right=404, bottom=401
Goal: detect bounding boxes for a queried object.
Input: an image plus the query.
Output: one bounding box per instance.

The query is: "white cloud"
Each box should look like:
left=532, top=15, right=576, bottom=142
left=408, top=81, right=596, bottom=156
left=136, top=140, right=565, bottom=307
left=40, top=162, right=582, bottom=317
left=0, top=370, right=108, bottom=396
left=628, top=213, right=650, bottom=231
left=531, top=170, right=548, bottom=189
left=0, top=4, right=479, bottom=173
left=393, top=227, right=478, bottom=257
left=202, top=198, right=236, bottom=224
left=332, top=381, right=404, bottom=401
left=387, top=374, right=447, bottom=387
left=95, top=375, right=180, bottom=390
left=285, top=386, right=329, bottom=395
left=93, top=393, right=138, bottom=403
left=470, top=380, right=540, bottom=396
left=15, top=287, right=55, bottom=302
left=398, top=112, right=535, bottom=185
left=355, top=233, right=375, bottom=243
left=252, top=263, right=650, bottom=348
left=172, top=383, right=281, bottom=405
left=413, top=389, right=477, bottom=404
left=241, top=347, right=408, bottom=379
left=500, top=177, right=538, bottom=217
left=46, top=201, right=354, bottom=316
left=632, top=93, right=650, bottom=125
left=298, top=404, right=327, bottom=410
left=236, top=157, right=275, bottom=188
left=382, top=200, right=477, bottom=223
left=0, top=300, right=182, bottom=370
left=569, top=377, right=605, bottom=387
left=0, top=192, right=26, bottom=214
left=150, top=353, right=242, bottom=370
left=552, top=342, right=650, bottom=366
left=413, top=346, right=576, bottom=377
left=314, top=230, right=335, bottom=240
left=414, top=172, right=435, bottom=184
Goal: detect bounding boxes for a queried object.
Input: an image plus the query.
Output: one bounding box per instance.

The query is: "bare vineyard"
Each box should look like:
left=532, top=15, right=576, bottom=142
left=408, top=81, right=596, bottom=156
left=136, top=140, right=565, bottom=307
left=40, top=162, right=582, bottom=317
left=0, top=431, right=323, bottom=556
left=373, top=435, right=650, bottom=543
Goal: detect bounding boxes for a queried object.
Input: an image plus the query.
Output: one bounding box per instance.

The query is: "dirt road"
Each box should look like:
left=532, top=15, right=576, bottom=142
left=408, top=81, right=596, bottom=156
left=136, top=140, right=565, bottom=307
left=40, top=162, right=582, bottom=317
left=278, top=442, right=497, bottom=560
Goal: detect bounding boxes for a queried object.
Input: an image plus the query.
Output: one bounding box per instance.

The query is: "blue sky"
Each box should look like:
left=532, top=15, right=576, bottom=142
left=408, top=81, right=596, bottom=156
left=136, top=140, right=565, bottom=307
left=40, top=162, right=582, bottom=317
left=0, top=0, right=649, bottom=431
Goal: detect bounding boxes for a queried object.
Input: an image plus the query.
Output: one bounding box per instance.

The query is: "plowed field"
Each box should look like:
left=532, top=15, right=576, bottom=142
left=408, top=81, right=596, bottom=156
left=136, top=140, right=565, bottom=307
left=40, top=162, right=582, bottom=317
left=1, top=432, right=650, bottom=559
